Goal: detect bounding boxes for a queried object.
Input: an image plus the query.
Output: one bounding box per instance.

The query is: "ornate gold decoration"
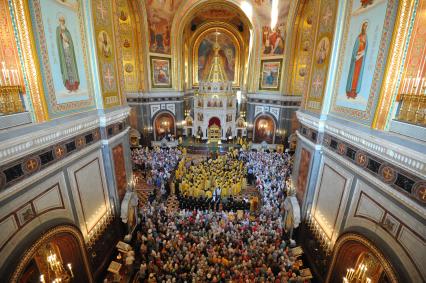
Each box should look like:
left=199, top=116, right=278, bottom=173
left=54, top=145, right=66, bottom=159
left=10, top=225, right=93, bottom=283
left=0, top=86, right=24, bottom=114
left=326, top=233, right=399, bottom=283
left=355, top=151, right=368, bottom=168
left=412, top=181, right=426, bottom=203
left=191, top=24, right=242, bottom=88
left=337, top=142, right=346, bottom=155
left=396, top=93, right=426, bottom=125
left=10, top=0, right=49, bottom=122
left=75, top=136, right=86, bottom=149
left=379, top=164, right=397, bottom=183
left=372, top=0, right=416, bottom=129
left=23, top=157, right=40, bottom=173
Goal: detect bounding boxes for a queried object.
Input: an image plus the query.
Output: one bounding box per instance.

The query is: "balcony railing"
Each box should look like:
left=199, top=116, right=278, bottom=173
left=397, top=93, right=426, bottom=126
left=0, top=85, right=25, bottom=116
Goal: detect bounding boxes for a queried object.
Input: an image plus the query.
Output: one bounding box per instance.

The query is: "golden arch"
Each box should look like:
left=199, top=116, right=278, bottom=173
left=10, top=225, right=93, bottom=283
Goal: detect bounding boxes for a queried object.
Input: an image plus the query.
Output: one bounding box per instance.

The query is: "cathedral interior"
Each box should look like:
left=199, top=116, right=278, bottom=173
left=0, top=0, right=425, bottom=282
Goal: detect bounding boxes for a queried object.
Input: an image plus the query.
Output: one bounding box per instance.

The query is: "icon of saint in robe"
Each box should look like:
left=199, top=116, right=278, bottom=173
left=56, top=15, right=80, bottom=92
left=346, top=21, right=368, bottom=99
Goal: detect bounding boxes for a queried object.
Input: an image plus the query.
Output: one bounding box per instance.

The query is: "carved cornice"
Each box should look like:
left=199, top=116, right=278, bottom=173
left=296, top=111, right=426, bottom=179
left=99, top=107, right=130, bottom=127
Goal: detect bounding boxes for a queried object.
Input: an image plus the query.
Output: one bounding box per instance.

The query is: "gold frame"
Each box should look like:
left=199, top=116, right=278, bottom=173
left=259, top=58, right=283, bottom=91
left=10, top=0, right=49, bottom=122
left=191, top=24, right=242, bottom=88
left=150, top=56, right=172, bottom=88
left=29, top=0, right=96, bottom=116
left=330, top=0, right=399, bottom=122
left=372, top=0, right=416, bottom=129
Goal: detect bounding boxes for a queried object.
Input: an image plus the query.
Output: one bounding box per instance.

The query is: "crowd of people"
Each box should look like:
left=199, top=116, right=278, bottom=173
left=131, top=147, right=182, bottom=194
left=176, top=153, right=246, bottom=199
left=127, top=148, right=308, bottom=282
left=241, top=151, right=292, bottom=208
left=136, top=200, right=303, bottom=282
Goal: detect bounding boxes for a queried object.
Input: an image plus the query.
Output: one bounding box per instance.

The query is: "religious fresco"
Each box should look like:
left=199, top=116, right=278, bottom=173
left=29, top=0, right=95, bottom=117
left=305, top=0, right=338, bottom=112
left=296, top=148, right=311, bottom=205
left=196, top=31, right=237, bottom=83
left=259, top=59, right=282, bottom=90
left=0, top=0, right=24, bottom=87
left=332, top=0, right=397, bottom=121
left=112, top=144, right=127, bottom=201
left=93, top=0, right=121, bottom=108
left=117, top=0, right=142, bottom=92
left=254, top=115, right=275, bottom=144
left=154, top=112, right=175, bottom=140
left=146, top=0, right=183, bottom=54
left=150, top=57, right=172, bottom=88
left=253, top=0, right=290, bottom=57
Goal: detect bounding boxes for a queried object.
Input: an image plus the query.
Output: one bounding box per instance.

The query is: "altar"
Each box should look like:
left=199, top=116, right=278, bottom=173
left=192, top=38, right=237, bottom=142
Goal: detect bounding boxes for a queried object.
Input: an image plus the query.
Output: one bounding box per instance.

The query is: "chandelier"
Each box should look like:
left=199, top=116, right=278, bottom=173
left=39, top=250, right=74, bottom=283
left=343, top=262, right=371, bottom=283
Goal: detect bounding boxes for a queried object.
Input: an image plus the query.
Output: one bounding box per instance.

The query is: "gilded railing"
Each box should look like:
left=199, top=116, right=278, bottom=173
left=397, top=93, right=426, bottom=126
left=0, top=85, right=25, bottom=115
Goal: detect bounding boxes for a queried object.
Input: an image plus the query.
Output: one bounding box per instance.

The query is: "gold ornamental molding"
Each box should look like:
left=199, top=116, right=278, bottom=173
left=10, top=0, right=49, bottom=122
left=326, top=233, right=399, bottom=283
left=372, top=0, right=416, bottom=130
left=10, top=225, right=93, bottom=283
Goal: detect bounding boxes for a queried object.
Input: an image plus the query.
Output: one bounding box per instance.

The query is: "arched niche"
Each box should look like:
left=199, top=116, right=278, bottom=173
left=191, top=24, right=243, bottom=87
left=327, top=233, right=399, bottom=283
left=253, top=114, right=276, bottom=144
left=10, top=225, right=92, bottom=283
left=153, top=111, right=176, bottom=141
left=171, top=0, right=258, bottom=91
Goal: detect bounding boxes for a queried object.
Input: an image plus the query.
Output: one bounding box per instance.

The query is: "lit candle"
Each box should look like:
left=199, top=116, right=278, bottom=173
left=67, top=263, right=74, bottom=277
left=40, top=274, right=45, bottom=283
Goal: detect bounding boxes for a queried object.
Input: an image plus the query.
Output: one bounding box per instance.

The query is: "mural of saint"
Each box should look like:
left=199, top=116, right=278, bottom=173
left=262, top=25, right=285, bottom=55
left=198, top=32, right=236, bottom=82
left=315, top=37, right=330, bottom=64
left=346, top=21, right=368, bottom=99
left=56, top=15, right=79, bottom=92
left=98, top=31, right=112, bottom=58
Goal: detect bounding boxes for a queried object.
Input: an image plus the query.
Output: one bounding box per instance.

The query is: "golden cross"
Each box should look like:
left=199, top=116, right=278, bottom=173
left=56, top=147, right=64, bottom=156
left=382, top=167, right=393, bottom=180
left=26, top=159, right=37, bottom=171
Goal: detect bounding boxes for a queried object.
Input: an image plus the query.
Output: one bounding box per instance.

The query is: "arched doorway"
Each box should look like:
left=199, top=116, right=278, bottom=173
left=327, top=233, right=399, bottom=283
left=208, top=117, right=221, bottom=141
left=11, top=225, right=92, bottom=283
left=253, top=114, right=276, bottom=144
left=153, top=111, right=175, bottom=141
